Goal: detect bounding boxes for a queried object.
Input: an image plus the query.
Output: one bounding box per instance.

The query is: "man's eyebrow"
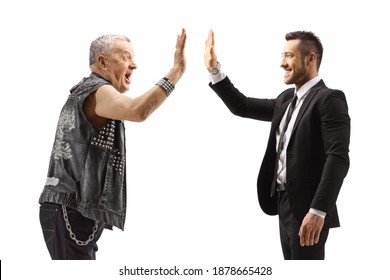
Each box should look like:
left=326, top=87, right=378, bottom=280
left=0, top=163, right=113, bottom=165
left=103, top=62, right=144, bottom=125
left=114, top=49, right=133, bottom=56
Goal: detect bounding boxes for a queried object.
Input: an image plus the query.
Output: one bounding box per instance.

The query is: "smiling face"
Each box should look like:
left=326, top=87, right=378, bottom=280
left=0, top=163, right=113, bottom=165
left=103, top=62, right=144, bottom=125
left=101, top=38, right=137, bottom=93
left=280, top=39, right=313, bottom=90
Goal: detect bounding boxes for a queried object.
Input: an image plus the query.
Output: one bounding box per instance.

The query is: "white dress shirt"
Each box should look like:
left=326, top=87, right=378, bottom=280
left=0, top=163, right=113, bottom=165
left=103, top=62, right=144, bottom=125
left=208, top=67, right=326, bottom=218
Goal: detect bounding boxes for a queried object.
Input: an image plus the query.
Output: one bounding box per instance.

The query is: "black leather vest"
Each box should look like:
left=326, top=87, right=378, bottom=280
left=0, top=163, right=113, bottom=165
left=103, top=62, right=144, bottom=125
left=39, top=73, right=127, bottom=230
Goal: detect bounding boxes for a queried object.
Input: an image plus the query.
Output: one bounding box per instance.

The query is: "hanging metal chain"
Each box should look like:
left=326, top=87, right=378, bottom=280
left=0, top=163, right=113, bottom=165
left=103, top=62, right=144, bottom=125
left=62, top=205, right=99, bottom=246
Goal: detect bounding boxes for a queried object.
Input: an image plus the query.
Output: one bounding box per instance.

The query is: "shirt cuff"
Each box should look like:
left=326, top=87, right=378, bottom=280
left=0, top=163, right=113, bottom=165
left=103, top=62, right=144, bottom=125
left=309, top=208, right=327, bottom=219
left=208, top=69, right=226, bottom=85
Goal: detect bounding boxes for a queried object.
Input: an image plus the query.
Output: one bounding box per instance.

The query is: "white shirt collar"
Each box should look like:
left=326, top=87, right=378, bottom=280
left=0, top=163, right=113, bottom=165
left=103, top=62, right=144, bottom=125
left=295, top=76, right=321, bottom=100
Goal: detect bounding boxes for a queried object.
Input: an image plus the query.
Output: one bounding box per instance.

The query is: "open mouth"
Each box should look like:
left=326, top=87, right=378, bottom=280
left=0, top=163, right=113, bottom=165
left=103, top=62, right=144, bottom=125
left=125, top=73, right=131, bottom=83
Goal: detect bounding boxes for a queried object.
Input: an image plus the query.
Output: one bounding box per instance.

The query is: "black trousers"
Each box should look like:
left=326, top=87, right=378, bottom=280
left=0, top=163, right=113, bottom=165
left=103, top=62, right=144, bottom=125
left=278, top=191, right=329, bottom=260
left=39, top=203, right=105, bottom=260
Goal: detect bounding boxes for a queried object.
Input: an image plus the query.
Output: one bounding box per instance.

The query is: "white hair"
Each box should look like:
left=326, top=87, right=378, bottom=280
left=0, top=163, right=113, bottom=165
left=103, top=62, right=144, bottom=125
left=89, top=35, right=131, bottom=66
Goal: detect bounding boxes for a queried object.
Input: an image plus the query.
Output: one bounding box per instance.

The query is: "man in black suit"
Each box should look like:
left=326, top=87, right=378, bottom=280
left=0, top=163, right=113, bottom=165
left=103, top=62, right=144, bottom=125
left=204, top=30, right=350, bottom=260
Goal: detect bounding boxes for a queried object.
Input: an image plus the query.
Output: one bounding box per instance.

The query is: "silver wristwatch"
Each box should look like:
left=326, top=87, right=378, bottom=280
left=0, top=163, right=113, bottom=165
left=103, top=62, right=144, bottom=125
left=208, top=61, right=221, bottom=75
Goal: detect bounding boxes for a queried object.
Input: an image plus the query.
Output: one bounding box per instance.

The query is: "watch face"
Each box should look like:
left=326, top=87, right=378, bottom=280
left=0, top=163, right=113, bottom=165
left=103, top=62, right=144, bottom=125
left=208, top=62, right=220, bottom=75
left=209, top=68, right=219, bottom=75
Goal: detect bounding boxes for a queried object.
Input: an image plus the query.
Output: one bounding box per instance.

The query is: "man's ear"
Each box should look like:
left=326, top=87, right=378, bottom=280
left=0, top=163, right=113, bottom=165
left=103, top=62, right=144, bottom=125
left=97, top=55, right=107, bottom=70
left=307, top=52, right=316, bottom=66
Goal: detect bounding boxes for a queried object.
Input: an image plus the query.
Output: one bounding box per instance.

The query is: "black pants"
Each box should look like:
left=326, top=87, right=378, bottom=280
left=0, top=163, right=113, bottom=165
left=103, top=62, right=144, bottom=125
left=278, top=191, right=329, bottom=260
left=39, top=203, right=105, bottom=260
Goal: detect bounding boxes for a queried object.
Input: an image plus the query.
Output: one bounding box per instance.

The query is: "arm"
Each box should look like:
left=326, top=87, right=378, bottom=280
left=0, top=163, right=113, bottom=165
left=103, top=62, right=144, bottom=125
left=204, top=30, right=275, bottom=121
left=299, top=90, right=350, bottom=246
left=210, top=77, right=276, bottom=121
left=312, top=90, right=350, bottom=212
left=89, top=29, right=187, bottom=124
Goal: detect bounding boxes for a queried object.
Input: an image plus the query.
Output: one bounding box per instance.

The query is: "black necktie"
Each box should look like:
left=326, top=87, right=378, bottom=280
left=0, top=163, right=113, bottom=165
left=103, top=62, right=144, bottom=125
left=277, top=94, right=298, bottom=153
left=271, top=94, right=298, bottom=196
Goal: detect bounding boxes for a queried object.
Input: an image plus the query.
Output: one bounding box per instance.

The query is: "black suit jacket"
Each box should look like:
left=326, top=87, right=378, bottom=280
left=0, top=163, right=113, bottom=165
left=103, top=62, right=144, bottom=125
left=210, top=77, right=350, bottom=229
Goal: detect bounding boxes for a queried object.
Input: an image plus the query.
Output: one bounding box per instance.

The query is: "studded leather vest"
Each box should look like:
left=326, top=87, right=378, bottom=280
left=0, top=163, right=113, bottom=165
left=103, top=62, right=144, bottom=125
left=39, top=73, right=127, bottom=230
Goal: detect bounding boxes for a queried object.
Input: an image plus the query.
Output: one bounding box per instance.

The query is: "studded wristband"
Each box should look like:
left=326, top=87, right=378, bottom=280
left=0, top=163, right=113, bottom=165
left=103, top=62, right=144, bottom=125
left=156, top=77, right=175, bottom=97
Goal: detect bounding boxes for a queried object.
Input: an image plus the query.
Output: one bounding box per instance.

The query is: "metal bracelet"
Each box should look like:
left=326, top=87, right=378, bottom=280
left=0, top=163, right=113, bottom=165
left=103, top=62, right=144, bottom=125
left=156, top=77, right=175, bottom=96
left=62, top=205, right=99, bottom=246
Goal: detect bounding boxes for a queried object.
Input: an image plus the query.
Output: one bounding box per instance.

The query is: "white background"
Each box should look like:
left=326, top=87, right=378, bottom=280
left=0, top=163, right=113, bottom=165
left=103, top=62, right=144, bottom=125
left=0, top=0, right=388, bottom=279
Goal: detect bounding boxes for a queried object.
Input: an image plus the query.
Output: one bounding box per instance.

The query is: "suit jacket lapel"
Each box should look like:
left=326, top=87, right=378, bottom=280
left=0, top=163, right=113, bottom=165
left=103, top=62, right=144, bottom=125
left=291, top=80, right=325, bottom=136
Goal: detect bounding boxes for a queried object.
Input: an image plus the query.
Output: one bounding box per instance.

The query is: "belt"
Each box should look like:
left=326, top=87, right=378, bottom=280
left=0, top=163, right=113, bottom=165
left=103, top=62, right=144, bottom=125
left=276, top=182, right=286, bottom=192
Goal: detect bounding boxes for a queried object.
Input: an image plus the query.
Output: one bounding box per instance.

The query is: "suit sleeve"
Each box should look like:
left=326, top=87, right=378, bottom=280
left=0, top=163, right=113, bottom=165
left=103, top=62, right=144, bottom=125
left=311, top=90, right=350, bottom=213
left=209, top=77, right=276, bottom=121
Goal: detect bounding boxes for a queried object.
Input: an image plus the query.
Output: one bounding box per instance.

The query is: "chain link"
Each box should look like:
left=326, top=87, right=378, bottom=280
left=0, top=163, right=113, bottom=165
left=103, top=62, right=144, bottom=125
left=62, top=205, right=99, bottom=246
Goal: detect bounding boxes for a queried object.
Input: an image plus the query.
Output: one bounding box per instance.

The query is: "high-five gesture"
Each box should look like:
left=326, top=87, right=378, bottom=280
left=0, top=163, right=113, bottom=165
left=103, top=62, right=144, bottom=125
left=204, top=30, right=218, bottom=70
left=169, top=28, right=187, bottom=83
left=39, top=28, right=189, bottom=260
left=204, top=30, right=350, bottom=260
